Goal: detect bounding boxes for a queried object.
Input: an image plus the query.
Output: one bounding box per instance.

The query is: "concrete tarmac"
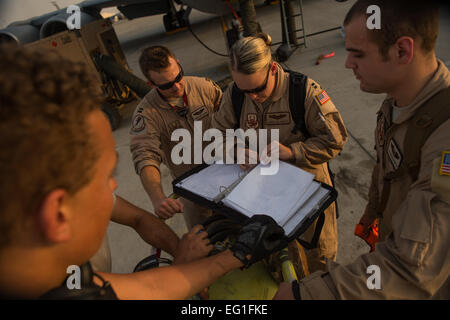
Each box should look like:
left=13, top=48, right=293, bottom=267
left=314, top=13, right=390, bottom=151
left=105, top=0, right=450, bottom=274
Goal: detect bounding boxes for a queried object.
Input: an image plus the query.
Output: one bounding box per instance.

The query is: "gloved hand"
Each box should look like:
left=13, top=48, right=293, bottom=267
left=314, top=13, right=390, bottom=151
left=201, top=213, right=241, bottom=255
left=231, top=214, right=287, bottom=268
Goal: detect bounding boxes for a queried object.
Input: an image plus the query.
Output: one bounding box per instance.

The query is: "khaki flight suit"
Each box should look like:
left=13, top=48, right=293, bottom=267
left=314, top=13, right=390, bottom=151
left=298, top=60, right=450, bottom=299
left=212, top=63, right=348, bottom=272
left=130, top=76, right=222, bottom=229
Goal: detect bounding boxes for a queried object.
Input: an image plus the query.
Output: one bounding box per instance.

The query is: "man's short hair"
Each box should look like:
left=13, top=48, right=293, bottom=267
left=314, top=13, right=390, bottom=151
left=139, top=46, right=176, bottom=81
left=0, top=45, right=103, bottom=247
left=343, top=0, right=440, bottom=59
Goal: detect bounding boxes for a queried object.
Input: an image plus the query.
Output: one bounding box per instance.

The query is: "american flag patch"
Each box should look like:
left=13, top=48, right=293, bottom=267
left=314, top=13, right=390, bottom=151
left=316, top=90, right=330, bottom=105
left=440, top=151, right=450, bottom=176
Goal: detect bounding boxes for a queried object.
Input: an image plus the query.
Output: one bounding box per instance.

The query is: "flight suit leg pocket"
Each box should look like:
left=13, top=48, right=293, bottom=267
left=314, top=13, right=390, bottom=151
left=394, top=190, right=434, bottom=267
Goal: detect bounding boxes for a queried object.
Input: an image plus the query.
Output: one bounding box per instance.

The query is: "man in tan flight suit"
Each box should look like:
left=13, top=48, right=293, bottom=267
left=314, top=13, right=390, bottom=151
left=130, top=46, right=222, bottom=229
left=274, top=0, right=449, bottom=299
left=212, top=34, right=348, bottom=272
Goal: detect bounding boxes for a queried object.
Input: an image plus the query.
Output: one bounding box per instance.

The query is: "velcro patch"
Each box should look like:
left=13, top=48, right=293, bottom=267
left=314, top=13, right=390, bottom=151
left=264, top=112, right=291, bottom=125
left=387, top=138, right=403, bottom=170
left=431, top=157, right=450, bottom=204
left=440, top=151, right=450, bottom=176
left=191, top=106, right=209, bottom=121
left=130, top=115, right=145, bottom=134
left=315, top=90, right=330, bottom=105
left=246, top=113, right=259, bottom=129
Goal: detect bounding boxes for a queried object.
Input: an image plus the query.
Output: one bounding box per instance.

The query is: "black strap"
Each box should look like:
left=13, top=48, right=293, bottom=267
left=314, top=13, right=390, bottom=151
left=287, top=70, right=340, bottom=220
left=311, top=210, right=326, bottom=248
left=327, top=163, right=339, bottom=219
left=231, top=82, right=245, bottom=130
left=297, top=211, right=326, bottom=250
left=287, top=70, right=309, bottom=137
left=403, top=86, right=450, bottom=182
left=40, top=262, right=118, bottom=300
left=377, top=87, right=450, bottom=216
left=287, top=70, right=339, bottom=219
left=292, top=280, right=302, bottom=300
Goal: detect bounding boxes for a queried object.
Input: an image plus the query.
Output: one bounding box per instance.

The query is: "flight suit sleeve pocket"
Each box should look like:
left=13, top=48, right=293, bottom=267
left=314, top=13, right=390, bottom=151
left=394, top=191, right=434, bottom=267
left=318, top=99, right=338, bottom=116
left=431, top=157, right=450, bottom=204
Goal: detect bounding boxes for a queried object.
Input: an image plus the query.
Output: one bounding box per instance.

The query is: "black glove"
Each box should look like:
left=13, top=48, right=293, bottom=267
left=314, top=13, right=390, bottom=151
left=230, top=214, right=287, bottom=268
left=201, top=214, right=241, bottom=255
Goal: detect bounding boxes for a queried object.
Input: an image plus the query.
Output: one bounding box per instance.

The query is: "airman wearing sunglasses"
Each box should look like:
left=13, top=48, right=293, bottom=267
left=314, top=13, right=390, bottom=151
left=130, top=46, right=222, bottom=229
left=212, top=33, right=348, bottom=273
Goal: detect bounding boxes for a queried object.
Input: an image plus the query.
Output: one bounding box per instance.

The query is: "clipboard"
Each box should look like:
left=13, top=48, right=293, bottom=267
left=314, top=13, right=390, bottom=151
left=172, top=162, right=338, bottom=246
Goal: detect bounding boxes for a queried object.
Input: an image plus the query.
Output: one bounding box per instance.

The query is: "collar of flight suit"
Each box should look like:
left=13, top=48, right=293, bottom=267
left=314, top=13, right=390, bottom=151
left=268, top=62, right=289, bottom=104
left=383, top=59, right=450, bottom=125
left=145, top=76, right=196, bottom=111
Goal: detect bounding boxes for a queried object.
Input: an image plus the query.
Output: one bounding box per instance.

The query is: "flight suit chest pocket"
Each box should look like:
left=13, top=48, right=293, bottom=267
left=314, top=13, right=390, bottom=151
left=167, top=119, right=185, bottom=133
left=165, top=119, right=188, bottom=151
left=264, top=112, right=291, bottom=126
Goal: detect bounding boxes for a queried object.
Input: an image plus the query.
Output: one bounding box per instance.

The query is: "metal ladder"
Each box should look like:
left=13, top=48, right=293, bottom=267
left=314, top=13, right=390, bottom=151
left=280, top=0, right=307, bottom=48
left=276, top=0, right=307, bottom=61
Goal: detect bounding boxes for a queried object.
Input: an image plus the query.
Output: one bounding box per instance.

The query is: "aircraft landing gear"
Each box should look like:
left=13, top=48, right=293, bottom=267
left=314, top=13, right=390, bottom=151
left=163, top=1, right=187, bottom=33
left=163, top=10, right=186, bottom=32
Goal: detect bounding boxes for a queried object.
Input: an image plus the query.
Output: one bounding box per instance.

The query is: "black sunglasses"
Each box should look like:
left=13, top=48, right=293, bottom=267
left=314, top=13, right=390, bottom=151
left=237, top=64, right=272, bottom=94
left=152, top=63, right=184, bottom=90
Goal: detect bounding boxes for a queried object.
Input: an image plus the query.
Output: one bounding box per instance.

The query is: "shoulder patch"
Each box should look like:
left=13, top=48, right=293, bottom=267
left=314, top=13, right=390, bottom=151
left=130, top=114, right=146, bottom=135
left=439, top=151, right=450, bottom=176
left=431, top=156, right=450, bottom=204
left=246, top=113, right=259, bottom=129
left=315, top=90, right=330, bottom=105
left=311, top=87, right=337, bottom=116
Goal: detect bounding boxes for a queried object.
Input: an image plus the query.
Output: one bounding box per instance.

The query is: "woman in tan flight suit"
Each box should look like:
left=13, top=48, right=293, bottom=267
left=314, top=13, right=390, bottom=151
left=212, top=33, right=348, bottom=273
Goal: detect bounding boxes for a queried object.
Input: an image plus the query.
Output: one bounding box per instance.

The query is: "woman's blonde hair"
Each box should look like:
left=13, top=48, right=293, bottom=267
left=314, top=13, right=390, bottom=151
left=230, top=33, right=272, bottom=74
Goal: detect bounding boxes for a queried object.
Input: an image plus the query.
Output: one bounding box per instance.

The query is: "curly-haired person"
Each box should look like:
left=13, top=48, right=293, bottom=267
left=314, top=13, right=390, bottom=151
left=0, top=45, right=285, bottom=299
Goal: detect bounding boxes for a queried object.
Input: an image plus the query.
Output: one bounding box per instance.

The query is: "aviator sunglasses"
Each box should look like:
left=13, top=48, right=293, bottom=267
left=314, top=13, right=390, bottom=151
left=152, top=63, right=184, bottom=90
left=237, top=63, right=272, bottom=94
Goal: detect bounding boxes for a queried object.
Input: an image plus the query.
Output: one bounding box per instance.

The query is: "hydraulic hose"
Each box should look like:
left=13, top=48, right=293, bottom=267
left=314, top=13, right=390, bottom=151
left=95, top=53, right=151, bottom=99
